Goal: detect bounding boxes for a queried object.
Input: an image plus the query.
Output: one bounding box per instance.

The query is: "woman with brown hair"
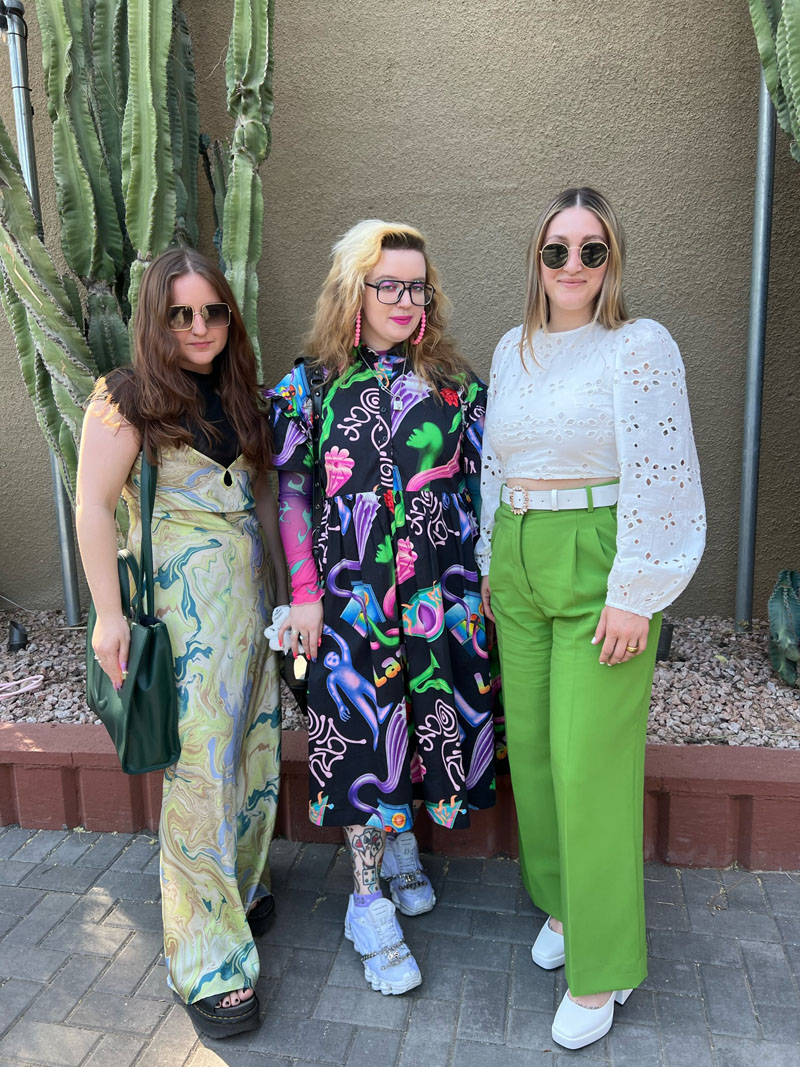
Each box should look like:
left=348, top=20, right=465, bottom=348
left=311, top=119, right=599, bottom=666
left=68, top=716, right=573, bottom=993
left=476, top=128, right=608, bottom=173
left=76, top=248, right=287, bottom=1038
left=478, top=187, right=705, bottom=1049
left=268, top=219, right=496, bottom=995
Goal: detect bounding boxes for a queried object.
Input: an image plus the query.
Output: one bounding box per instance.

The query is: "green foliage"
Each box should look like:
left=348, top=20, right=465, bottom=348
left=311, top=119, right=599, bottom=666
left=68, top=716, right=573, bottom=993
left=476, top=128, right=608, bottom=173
left=768, top=569, right=800, bottom=686
left=0, top=0, right=276, bottom=501
left=749, top=0, right=800, bottom=160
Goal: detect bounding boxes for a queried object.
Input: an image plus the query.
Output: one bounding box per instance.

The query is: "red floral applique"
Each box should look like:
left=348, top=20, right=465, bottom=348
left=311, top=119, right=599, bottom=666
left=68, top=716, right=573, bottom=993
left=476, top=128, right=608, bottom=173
left=441, top=388, right=460, bottom=407
left=384, top=489, right=395, bottom=512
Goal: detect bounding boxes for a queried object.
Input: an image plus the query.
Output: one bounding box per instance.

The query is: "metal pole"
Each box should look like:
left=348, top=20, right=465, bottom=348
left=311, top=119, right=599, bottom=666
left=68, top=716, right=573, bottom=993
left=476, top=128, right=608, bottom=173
left=735, top=70, right=776, bottom=633
left=3, top=1, right=82, bottom=624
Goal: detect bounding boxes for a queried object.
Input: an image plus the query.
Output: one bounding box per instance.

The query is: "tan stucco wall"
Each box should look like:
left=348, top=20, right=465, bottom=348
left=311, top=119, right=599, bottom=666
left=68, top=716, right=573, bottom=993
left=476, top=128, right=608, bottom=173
left=1, top=0, right=799, bottom=617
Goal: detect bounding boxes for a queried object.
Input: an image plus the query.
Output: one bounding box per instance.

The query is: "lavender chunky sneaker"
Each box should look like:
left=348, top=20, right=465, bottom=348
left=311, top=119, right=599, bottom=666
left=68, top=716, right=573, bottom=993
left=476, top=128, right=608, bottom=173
left=344, top=896, right=422, bottom=995
left=380, top=832, right=436, bottom=916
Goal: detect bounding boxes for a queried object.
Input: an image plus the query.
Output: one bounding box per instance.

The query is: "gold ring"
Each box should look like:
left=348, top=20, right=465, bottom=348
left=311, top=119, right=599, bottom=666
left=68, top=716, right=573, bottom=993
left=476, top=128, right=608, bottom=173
left=625, top=645, right=639, bottom=654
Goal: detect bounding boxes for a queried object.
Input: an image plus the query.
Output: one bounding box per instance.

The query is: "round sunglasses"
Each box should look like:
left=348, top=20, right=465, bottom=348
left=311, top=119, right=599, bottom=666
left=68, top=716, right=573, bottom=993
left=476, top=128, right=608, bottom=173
left=167, top=302, right=231, bottom=331
left=539, top=241, right=609, bottom=271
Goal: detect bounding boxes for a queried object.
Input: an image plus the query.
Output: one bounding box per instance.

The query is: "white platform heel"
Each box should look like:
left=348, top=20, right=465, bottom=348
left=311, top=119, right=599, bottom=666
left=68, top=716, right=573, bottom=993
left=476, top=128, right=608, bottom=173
left=551, top=987, right=633, bottom=1050
left=530, top=916, right=565, bottom=969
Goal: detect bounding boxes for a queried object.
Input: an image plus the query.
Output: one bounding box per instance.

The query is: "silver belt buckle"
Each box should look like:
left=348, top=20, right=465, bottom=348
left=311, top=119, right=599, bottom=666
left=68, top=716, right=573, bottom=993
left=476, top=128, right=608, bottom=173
left=509, top=485, right=529, bottom=515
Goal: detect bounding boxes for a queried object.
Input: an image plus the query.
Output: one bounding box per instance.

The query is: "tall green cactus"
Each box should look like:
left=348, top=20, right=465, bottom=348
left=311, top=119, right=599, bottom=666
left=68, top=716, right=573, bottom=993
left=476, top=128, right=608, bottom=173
left=123, top=0, right=177, bottom=317
left=219, top=0, right=275, bottom=373
left=0, top=118, right=98, bottom=494
left=0, top=0, right=276, bottom=502
left=749, top=0, right=800, bottom=160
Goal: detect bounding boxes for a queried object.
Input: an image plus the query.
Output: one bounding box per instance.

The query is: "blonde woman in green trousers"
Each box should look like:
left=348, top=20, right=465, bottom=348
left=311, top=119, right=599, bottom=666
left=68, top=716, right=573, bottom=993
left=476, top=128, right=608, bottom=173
left=477, top=187, right=705, bottom=1051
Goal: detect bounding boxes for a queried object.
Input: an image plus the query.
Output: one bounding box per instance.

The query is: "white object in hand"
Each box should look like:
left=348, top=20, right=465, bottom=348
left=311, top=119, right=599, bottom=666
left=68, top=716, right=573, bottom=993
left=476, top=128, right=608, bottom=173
left=264, top=604, right=304, bottom=654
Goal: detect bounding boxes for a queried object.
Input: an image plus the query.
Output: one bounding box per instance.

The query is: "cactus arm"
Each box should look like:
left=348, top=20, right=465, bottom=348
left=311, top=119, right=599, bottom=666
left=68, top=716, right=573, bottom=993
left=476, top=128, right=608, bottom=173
left=35, top=0, right=124, bottom=282
left=222, top=159, right=263, bottom=347
left=221, top=0, right=275, bottom=370
left=169, top=6, right=199, bottom=247
left=123, top=0, right=177, bottom=317
left=200, top=135, right=230, bottom=265
left=0, top=115, right=85, bottom=325
left=61, top=273, right=84, bottom=329
left=0, top=220, right=98, bottom=387
left=90, top=0, right=128, bottom=234
left=88, top=290, right=131, bottom=376
left=0, top=251, right=93, bottom=500
left=768, top=570, right=800, bottom=686
left=776, top=2, right=800, bottom=160
left=0, top=272, right=39, bottom=410
left=749, top=1, right=784, bottom=99
left=749, top=0, right=799, bottom=158
left=261, top=0, right=276, bottom=154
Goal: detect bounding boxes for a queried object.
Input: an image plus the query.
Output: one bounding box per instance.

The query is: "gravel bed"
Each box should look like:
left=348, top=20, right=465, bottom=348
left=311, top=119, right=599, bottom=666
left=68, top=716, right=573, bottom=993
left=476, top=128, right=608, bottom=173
left=1, top=607, right=799, bottom=747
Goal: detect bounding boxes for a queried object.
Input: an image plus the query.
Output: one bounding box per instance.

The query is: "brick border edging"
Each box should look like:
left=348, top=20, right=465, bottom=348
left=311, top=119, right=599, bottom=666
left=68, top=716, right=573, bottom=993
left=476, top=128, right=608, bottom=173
left=1, top=724, right=798, bottom=868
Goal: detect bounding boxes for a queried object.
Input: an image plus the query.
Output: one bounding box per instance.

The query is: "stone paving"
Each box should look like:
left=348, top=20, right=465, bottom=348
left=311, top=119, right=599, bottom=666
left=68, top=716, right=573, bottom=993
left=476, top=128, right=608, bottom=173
left=0, top=826, right=799, bottom=1066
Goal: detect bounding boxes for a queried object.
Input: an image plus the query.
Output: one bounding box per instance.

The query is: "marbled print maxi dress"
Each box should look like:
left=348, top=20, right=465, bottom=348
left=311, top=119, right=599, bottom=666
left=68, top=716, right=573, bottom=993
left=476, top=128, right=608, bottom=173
left=123, top=448, right=281, bottom=1005
left=269, top=353, right=496, bottom=832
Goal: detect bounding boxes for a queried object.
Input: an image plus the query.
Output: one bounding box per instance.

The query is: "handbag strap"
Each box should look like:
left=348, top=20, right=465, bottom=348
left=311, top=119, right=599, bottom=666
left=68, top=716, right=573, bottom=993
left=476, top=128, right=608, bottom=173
left=117, top=550, right=140, bottom=619
left=138, top=453, right=158, bottom=617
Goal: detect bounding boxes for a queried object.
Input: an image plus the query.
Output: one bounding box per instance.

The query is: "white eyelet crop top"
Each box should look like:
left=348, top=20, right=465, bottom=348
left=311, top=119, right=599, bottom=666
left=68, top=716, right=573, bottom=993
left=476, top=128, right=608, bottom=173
left=475, top=318, right=706, bottom=618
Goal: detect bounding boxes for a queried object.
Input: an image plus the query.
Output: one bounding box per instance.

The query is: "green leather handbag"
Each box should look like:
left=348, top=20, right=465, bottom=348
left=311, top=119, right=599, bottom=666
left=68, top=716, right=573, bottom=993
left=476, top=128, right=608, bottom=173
left=86, top=455, right=180, bottom=774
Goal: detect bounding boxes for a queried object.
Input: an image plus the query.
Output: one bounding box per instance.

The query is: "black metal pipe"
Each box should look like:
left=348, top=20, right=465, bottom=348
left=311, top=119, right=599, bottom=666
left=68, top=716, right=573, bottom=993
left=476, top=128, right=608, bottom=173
left=735, top=72, right=776, bottom=634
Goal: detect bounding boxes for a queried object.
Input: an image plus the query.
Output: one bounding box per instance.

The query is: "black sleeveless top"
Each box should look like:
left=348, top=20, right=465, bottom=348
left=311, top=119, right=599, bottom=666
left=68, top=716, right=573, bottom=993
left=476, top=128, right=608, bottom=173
left=181, top=368, right=240, bottom=468
left=106, top=365, right=240, bottom=468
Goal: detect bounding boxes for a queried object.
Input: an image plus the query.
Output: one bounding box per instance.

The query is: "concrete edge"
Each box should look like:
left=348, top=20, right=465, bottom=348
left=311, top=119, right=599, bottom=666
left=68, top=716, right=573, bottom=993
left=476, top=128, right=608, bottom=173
left=1, top=724, right=798, bottom=868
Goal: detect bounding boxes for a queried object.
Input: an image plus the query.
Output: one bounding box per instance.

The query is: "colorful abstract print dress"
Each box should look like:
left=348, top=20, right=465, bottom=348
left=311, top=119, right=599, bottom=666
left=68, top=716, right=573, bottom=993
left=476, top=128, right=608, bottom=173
left=270, top=353, right=496, bottom=833
left=123, top=448, right=281, bottom=1005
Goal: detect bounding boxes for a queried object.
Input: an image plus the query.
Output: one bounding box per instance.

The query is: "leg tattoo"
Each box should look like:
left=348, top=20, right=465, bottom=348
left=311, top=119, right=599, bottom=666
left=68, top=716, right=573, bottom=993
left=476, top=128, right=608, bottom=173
left=344, top=825, right=386, bottom=895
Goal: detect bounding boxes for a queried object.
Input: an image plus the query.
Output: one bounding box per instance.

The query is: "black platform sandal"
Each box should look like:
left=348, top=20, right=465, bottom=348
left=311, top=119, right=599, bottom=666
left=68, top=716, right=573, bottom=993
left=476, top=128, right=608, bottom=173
left=185, top=989, right=260, bottom=1039
left=247, top=893, right=276, bottom=937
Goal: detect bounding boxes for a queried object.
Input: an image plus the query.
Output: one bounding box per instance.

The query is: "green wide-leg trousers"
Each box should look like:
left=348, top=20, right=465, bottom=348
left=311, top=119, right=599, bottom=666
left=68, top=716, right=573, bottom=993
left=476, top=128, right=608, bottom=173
left=489, top=498, right=660, bottom=996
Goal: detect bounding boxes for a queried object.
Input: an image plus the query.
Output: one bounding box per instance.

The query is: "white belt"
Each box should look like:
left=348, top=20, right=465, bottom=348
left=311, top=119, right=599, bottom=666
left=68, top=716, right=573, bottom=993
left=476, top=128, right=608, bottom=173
left=501, top=482, right=619, bottom=514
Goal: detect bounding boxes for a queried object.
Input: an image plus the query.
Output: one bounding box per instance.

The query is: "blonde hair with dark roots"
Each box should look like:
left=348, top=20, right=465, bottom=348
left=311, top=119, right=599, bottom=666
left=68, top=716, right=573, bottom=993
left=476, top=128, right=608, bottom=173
left=306, top=219, right=471, bottom=387
left=96, top=247, right=272, bottom=468
left=520, top=186, right=630, bottom=364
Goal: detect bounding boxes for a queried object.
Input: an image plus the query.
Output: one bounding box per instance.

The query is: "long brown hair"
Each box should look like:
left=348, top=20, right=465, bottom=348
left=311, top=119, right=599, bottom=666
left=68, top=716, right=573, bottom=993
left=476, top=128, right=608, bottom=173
left=520, top=187, right=630, bottom=363
left=306, top=219, right=472, bottom=387
left=101, top=248, right=272, bottom=467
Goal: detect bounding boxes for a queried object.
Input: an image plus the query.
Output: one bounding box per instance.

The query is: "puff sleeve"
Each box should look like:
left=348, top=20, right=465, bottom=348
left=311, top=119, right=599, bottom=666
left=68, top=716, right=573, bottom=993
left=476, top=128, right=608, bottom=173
left=606, top=319, right=706, bottom=617
left=264, top=363, right=313, bottom=473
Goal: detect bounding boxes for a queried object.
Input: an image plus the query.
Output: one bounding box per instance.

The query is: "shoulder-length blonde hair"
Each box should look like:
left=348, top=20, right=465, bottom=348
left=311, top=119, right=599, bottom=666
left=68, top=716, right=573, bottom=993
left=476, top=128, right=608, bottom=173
left=306, top=219, right=470, bottom=386
left=519, top=187, right=630, bottom=363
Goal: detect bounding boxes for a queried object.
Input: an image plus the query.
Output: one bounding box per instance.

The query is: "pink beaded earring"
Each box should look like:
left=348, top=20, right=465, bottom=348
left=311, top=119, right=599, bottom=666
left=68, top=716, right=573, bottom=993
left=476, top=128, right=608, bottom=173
left=411, top=310, right=426, bottom=346
left=353, top=309, right=362, bottom=348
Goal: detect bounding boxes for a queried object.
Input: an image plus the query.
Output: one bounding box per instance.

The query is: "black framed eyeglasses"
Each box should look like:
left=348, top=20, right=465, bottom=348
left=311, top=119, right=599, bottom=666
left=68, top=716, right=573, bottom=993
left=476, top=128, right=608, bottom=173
left=364, top=280, right=435, bottom=306
left=539, top=241, right=609, bottom=270
left=167, top=302, right=231, bottom=331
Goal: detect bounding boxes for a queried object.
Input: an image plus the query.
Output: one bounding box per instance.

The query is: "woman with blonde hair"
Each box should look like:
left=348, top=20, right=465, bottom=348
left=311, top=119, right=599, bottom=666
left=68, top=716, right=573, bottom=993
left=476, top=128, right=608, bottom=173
left=77, top=248, right=287, bottom=1038
left=268, top=219, right=495, bottom=994
left=478, top=187, right=705, bottom=1049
